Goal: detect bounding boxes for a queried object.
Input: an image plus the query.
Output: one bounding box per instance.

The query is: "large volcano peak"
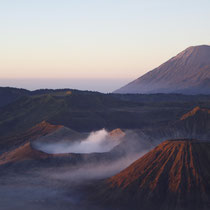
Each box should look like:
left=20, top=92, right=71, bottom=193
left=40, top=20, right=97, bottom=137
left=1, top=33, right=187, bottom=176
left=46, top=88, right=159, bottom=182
left=115, top=45, right=210, bottom=94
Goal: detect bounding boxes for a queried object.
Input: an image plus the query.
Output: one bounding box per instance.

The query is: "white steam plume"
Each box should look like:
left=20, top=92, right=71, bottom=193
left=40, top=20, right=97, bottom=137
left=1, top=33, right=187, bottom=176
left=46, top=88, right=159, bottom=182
left=34, top=129, right=121, bottom=154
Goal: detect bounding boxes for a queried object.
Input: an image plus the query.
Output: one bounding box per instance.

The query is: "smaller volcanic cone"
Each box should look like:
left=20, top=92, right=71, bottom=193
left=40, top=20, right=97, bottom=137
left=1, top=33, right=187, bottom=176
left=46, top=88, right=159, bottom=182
left=98, top=139, right=210, bottom=210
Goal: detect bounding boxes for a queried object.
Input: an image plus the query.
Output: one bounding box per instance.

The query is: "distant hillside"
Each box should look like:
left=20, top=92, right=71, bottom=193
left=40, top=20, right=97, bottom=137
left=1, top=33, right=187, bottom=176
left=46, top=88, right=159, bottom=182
left=98, top=140, right=210, bottom=210
left=2, top=87, right=210, bottom=142
left=0, top=91, right=138, bottom=137
left=0, top=87, right=100, bottom=108
left=115, top=45, right=210, bottom=94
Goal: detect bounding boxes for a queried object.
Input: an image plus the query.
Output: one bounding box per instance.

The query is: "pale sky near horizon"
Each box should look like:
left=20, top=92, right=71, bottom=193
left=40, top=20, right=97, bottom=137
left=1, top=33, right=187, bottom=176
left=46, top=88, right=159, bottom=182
left=0, top=0, right=210, bottom=91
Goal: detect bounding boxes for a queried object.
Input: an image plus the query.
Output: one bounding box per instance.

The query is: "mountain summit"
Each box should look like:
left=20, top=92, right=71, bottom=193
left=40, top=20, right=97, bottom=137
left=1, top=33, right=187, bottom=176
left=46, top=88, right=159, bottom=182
left=115, top=45, right=210, bottom=94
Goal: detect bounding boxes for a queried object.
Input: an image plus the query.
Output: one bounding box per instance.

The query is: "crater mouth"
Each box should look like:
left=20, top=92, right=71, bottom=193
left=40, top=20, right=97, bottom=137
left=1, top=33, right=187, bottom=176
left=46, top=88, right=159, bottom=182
left=33, top=129, right=123, bottom=154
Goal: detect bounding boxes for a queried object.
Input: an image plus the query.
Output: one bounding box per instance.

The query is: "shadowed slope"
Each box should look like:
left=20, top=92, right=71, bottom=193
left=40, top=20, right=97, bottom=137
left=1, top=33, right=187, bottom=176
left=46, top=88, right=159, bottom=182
left=139, top=106, right=210, bottom=142
left=175, top=107, right=210, bottom=139
left=100, top=140, right=210, bottom=210
left=180, top=106, right=210, bottom=120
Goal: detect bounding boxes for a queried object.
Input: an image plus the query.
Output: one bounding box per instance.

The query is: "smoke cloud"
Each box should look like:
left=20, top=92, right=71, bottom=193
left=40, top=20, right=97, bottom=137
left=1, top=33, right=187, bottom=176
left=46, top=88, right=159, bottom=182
left=34, top=129, right=121, bottom=154
left=47, top=153, right=146, bottom=182
left=1, top=129, right=153, bottom=210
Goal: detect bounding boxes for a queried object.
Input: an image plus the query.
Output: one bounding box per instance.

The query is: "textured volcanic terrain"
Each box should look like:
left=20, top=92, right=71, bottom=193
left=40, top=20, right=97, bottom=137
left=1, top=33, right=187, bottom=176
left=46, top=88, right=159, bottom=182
left=0, top=129, right=128, bottom=171
left=115, top=45, right=210, bottom=94
left=98, top=140, right=210, bottom=210
left=0, top=142, right=50, bottom=165
left=138, top=106, right=210, bottom=142
left=0, top=121, right=63, bottom=152
left=180, top=106, right=210, bottom=120
left=176, top=107, right=210, bottom=139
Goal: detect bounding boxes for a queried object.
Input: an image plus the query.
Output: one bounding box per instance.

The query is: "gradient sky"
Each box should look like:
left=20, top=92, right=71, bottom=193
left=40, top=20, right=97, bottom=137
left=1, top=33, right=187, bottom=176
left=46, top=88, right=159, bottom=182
left=0, top=0, right=210, bottom=91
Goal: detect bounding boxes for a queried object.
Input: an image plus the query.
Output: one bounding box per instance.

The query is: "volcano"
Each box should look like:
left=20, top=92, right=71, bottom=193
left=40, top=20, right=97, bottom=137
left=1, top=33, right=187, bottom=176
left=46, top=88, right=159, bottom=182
left=115, top=45, right=210, bottom=94
left=0, top=121, right=63, bottom=151
left=99, top=139, right=210, bottom=210
left=0, top=128, right=127, bottom=170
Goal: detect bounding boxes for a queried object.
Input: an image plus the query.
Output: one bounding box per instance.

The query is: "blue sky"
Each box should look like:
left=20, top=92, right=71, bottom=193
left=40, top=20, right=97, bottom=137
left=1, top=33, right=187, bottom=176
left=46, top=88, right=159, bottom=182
left=0, top=0, right=210, bottom=91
